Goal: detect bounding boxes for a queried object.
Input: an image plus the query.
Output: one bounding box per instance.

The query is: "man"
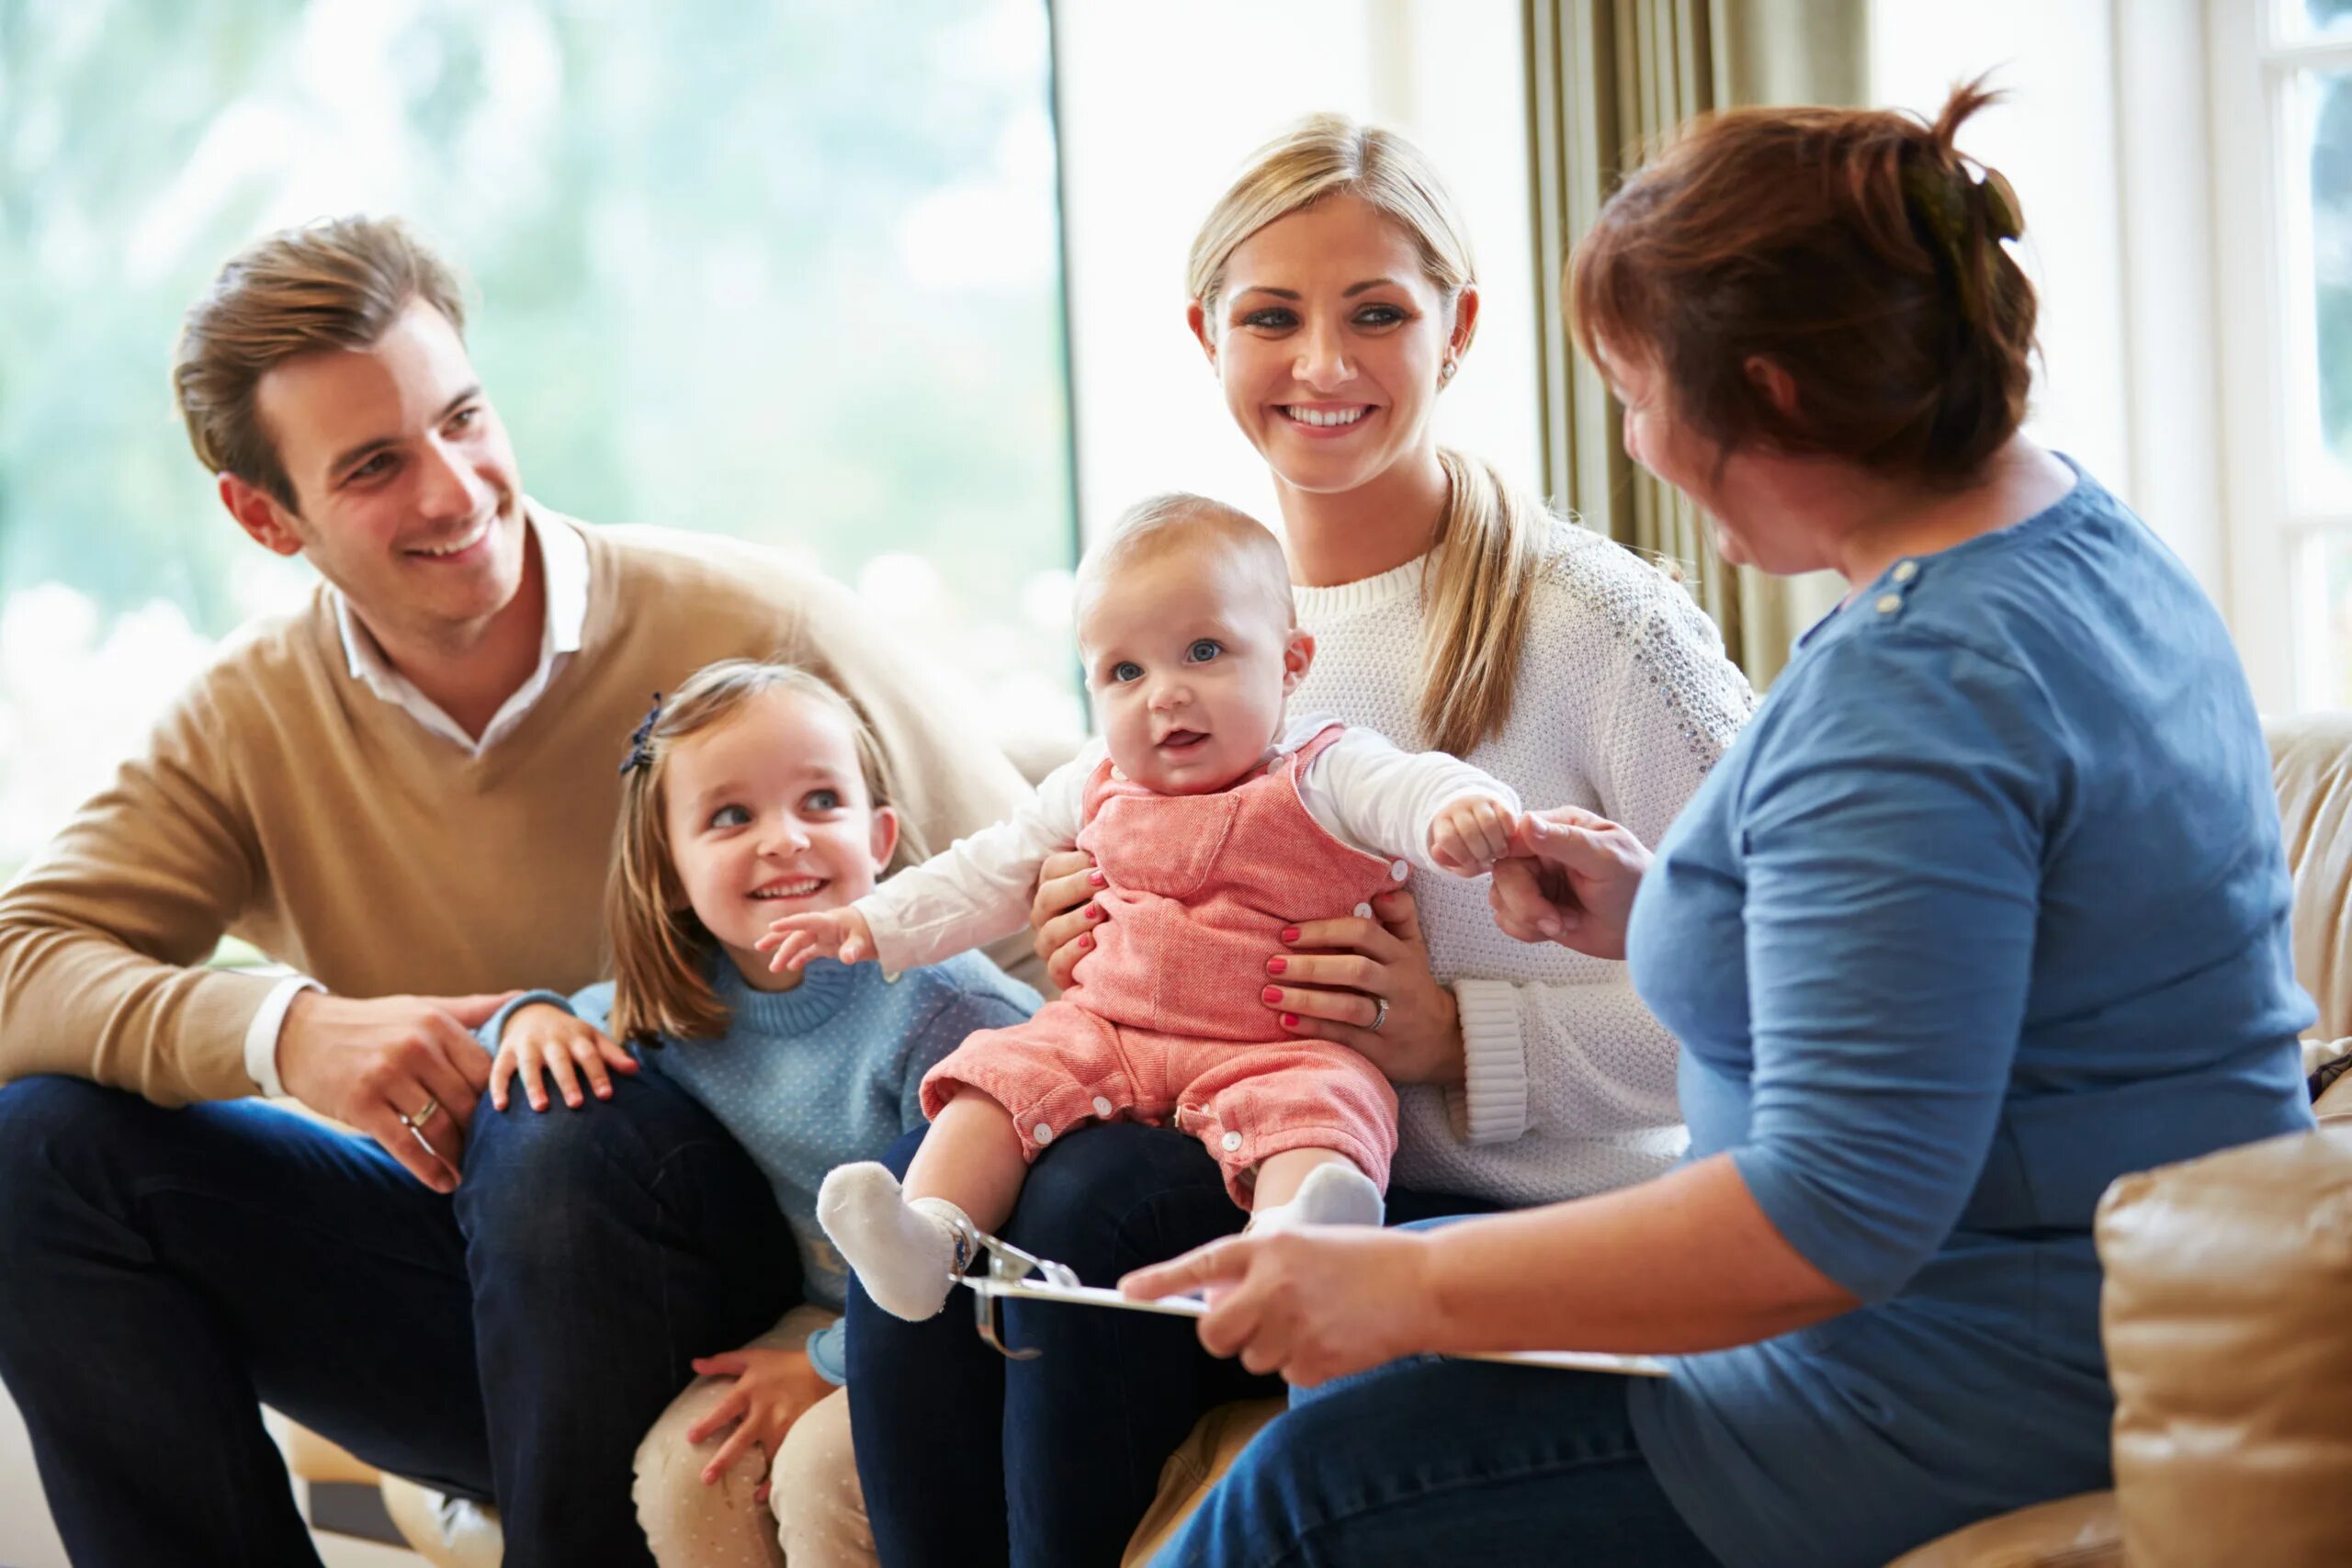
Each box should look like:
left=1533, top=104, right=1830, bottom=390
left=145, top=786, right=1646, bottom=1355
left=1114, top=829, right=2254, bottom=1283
left=0, top=216, right=1032, bottom=1566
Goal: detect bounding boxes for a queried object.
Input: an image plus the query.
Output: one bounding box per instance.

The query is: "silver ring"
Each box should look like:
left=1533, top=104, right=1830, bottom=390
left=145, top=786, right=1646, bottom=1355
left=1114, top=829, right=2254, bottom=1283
left=399, top=1096, right=440, bottom=1131
left=1366, top=997, right=1390, bottom=1034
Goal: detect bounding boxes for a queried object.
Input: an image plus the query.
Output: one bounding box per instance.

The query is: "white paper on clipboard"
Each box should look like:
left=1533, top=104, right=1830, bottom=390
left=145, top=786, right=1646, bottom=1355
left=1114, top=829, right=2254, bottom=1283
left=964, top=1275, right=1669, bottom=1377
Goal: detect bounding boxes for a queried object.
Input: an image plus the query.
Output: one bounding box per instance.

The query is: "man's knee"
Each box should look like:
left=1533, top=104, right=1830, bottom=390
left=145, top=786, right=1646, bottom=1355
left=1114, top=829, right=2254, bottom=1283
left=0, top=1077, right=145, bottom=1225
left=458, top=1068, right=707, bottom=1231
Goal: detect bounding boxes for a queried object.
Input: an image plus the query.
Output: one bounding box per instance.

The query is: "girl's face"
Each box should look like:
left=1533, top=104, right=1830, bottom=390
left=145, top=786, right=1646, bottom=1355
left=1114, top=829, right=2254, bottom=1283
left=661, top=689, right=899, bottom=988
left=1191, top=195, right=1473, bottom=500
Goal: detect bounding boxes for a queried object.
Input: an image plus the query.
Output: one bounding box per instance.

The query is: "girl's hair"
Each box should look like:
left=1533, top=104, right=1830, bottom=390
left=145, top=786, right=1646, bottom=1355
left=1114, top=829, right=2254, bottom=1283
left=1187, top=113, right=1544, bottom=758
left=605, top=660, right=920, bottom=1046
left=1568, top=78, right=2036, bottom=487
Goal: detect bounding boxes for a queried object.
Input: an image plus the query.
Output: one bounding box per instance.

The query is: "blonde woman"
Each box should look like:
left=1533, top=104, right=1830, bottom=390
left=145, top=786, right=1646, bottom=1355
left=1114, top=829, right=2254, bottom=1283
left=843, top=116, right=1755, bottom=1566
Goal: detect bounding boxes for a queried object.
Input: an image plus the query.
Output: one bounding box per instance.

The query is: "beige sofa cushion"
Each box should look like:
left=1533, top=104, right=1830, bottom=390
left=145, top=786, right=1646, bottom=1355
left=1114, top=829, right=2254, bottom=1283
left=2096, top=1123, right=2352, bottom=1568
left=2267, top=711, right=2352, bottom=1040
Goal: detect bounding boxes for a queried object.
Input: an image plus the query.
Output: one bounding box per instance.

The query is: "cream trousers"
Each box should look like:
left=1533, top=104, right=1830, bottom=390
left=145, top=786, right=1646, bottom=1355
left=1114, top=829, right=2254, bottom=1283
left=632, top=1304, right=876, bottom=1568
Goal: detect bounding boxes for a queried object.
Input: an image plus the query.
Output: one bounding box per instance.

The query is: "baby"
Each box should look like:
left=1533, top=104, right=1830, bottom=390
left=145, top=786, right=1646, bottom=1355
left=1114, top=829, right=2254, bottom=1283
left=763, top=493, right=1520, bottom=1321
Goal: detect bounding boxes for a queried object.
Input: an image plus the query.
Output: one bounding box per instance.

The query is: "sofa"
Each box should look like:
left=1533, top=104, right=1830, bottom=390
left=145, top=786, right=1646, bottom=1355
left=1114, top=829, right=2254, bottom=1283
left=290, top=711, right=2352, bottom=1565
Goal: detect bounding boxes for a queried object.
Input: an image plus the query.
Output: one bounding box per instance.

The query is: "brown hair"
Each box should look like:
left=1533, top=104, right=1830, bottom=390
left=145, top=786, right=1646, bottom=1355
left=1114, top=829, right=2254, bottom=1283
left=1188, top=114, right=1544, bottom=757
left=1076, top=491, right=1295, bottom=651
left=172, top=215, right=469, bottom=510
left=605, top=660, right=921, bottom=1046
left=1568, top=78, right=2035, bottom=487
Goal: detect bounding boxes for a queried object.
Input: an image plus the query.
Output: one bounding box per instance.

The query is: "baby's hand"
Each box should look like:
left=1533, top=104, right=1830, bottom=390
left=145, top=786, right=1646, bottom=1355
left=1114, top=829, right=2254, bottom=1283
left=1429, top=795, right=1516, bottom=875
left=754, top=908, right=877, bottom=973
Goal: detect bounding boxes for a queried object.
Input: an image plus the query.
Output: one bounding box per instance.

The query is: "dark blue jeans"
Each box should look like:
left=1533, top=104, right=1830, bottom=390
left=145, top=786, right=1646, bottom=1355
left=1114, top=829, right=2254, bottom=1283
left=1155, top=1358, right=1718, bottom=1566
left=0, top=1066, right=797, bottom=1568
left=845, top=1120, right=1496, bottom=1567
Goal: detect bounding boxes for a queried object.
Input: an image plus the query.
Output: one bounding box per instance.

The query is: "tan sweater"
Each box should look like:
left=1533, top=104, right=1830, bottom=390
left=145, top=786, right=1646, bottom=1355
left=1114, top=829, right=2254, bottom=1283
left=0, top=516, right=1035, bottom=1105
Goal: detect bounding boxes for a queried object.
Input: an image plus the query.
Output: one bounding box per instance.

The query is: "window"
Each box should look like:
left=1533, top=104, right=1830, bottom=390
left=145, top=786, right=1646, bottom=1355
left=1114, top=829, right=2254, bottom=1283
left=2211, top=0, right=2352, bottom=710
left=0, top=0, right=1077, bottom=875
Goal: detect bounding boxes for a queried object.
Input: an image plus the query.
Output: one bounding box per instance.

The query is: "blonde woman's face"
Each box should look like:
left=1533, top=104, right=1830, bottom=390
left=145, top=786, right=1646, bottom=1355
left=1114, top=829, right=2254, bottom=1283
left=661, top=689, right=899, bottom=990
left=1194, top=195, right=1464, bottom=499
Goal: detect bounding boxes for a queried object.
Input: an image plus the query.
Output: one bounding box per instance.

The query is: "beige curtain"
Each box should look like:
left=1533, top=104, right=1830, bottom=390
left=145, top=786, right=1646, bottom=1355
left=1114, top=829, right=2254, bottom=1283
left=1525, top=0, right=1868, bottom=684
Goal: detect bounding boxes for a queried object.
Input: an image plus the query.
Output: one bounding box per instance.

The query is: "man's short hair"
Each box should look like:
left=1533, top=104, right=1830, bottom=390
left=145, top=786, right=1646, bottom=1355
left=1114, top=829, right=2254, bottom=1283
left=171, top=215, right=468, bottom=510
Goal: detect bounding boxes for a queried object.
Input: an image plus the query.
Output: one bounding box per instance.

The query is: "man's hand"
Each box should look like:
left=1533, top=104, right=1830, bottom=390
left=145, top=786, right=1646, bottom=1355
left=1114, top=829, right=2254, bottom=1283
left=489, top=1003, right=639, bottom=1113
left=753, top=908, right=876, bottom=973
left=1428, top=794, right=1518, bottom=875
left=684, top=1346, right=836, bottom=1499
left=277, top=990, right=514, bottom=1193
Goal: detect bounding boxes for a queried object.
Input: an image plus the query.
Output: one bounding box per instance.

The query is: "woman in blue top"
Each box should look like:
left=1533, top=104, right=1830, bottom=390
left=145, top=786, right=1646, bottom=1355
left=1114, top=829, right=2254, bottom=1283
left=1121, top=83, right=2318, bottom=1568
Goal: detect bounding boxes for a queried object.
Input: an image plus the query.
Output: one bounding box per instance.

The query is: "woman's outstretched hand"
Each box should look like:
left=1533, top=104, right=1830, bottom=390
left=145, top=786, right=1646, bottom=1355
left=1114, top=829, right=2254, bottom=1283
left=1120, top=1225, right=1440, bottom=1387
left=1487, top=807, right=1654, bottom=960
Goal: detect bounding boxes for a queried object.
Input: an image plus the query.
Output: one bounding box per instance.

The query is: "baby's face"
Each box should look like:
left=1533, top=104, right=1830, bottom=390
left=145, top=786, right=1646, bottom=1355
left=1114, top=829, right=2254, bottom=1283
left=1078, top=545, right=1307, bottom=795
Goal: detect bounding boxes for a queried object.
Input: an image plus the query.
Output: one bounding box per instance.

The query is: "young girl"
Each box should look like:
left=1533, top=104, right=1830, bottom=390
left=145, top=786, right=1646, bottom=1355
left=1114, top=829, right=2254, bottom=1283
left=481, top=659, right=1039, bottom=1568
left=762, top=495, right=1521, bottom=1324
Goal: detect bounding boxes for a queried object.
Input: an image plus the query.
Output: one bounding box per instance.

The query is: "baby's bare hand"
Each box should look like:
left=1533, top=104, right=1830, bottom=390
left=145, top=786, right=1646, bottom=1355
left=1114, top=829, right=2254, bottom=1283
left=753, top=908, right=876, bottom=972
left=1428, top=795, right=1515, bottom=874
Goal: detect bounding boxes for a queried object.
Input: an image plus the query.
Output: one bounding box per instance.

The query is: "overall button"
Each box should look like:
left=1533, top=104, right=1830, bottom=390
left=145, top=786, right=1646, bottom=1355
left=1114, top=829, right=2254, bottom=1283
left=1091, top=1095, right=1114, bottom=1118
left=1352, top=902, right=1374, bottom=919
left=1892, top=559, right=1919, bottom=583
left=1032, top=1123, right=1054, bottom=1145
left=1875, top=593, right=1902, bottom=615
left=1220, top=1131, right=1244, bottom=1152
left=1389, top=859, right=1409, bottom=881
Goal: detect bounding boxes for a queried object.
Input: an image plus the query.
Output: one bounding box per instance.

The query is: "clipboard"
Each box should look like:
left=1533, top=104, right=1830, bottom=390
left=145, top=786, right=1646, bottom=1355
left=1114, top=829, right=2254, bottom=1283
left=962, top=1254, right=1668, bottom=1379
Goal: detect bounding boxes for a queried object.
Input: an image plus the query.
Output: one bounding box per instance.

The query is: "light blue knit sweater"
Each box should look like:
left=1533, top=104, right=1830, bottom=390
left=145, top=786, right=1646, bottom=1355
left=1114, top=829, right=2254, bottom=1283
left=484, top=952, right=1037, bottom=1382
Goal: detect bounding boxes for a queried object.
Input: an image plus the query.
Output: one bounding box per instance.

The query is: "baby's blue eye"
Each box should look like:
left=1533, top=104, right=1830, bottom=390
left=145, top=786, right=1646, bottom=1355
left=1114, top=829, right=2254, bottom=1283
left=805, top=789, right=842, bottom=812
left=1186, top=639, right=1222, bottom=663
left=1112, top=660, right=1143, bottom=683
left=709, top=804, right=750, bottom=829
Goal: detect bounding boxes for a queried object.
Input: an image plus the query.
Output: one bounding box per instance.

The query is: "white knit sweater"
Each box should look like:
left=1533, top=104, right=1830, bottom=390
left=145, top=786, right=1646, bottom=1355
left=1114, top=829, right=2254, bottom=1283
left=1290, top=520, right=1756, bottom=1206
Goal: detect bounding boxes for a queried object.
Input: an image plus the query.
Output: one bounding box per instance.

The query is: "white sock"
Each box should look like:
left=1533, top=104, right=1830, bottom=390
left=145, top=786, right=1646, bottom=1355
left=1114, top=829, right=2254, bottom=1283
left=816, top=1162, right=974, bottom=1321
left=1249, top=1161, right=1385, bottom=1235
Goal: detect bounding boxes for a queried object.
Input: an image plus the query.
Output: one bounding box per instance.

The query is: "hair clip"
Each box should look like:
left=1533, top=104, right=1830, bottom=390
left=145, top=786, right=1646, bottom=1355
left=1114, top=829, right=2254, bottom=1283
left=619, top=693, right=663, bottom=773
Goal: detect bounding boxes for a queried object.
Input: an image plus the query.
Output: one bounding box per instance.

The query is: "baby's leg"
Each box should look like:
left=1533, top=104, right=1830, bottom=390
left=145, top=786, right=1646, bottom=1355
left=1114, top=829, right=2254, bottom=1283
left=631, top=1307, right=831, bottom=1568
left=818, top=1088, right=1028, bottom=1321
left=767, top=1385, right=874, bottom=1568
left=1249, top=1148, right=1385, bottom=1233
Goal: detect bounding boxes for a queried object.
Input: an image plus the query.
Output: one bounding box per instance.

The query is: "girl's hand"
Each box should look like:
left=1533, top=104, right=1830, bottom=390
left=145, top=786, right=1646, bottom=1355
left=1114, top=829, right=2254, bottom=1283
left=684, top=1346, right=835, bottom=1499
left=1028, top=848, right=1104, bottom=991
left=1262, top=890, right=1464, bottom=1087
left=1429, top=794, right=1517, bottom=875
left=1121, top=1225, right=1441, bottom=1387
left=1487, top=807, right=1654, bottom=961
left=755, top=908, right=876, bottom=972
left=488, top=1004, right=639, bottom=1112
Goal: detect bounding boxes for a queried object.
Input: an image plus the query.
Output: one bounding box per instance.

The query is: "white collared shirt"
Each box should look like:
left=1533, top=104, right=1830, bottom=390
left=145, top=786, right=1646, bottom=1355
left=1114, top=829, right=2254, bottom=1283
left=244, top=507, right=591, bottom=1094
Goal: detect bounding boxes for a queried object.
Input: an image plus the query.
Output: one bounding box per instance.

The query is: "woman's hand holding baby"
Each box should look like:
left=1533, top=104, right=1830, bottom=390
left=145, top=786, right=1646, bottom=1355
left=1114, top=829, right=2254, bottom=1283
left=1265, top=891, right=1465, bottom=1087
left=488, top=1004, right=639, bottom=1112
left=1428, top=794, right=1518, bottom=875
left=756, top=907, right=877, bottom=972
left=683, top=1346, right=834, bottom=1498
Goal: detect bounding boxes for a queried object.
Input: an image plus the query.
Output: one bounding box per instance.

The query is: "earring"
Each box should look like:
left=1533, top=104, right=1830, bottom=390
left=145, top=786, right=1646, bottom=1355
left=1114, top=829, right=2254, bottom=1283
left=1440, top=358, right=1457, bottom=384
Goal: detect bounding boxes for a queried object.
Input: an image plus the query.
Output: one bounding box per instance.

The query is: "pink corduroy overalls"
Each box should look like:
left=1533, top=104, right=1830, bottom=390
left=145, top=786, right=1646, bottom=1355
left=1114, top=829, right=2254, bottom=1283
left=921, top=724, right=1405, bottom=1205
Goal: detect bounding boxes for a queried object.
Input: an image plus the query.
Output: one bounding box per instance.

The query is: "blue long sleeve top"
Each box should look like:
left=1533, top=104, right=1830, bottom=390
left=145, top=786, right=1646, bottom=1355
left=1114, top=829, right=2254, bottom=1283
left=1623, top=462, right=2315, bottom=1568
left=485, top=952, right=1037, bottom=1383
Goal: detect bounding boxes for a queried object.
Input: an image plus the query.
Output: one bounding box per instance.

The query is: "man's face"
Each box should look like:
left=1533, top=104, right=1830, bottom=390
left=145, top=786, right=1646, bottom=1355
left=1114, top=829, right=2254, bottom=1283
left=244, top=299, right=526, bottom=643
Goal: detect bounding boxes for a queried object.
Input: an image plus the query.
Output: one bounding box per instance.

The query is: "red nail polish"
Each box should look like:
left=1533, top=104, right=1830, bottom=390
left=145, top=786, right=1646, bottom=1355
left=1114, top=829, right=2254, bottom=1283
left=1282, top=1013, right=1299, bottom=1028
left=1087, top=903, right=1106, bottom=921
left=1077, top=932, right=1093, bottom=950
left=1281, top=927, right=1300, bottom=943
left=1266, top=956, right=1287, bottom=975
left=1262, top=986, right=1283, bottom=1003
left=1088, top=868, right=1107, bottom=886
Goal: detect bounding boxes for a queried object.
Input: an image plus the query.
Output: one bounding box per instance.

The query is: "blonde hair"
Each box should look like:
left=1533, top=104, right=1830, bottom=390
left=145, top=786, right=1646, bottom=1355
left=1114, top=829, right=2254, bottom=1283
left=1077, top=491, right=1295, bottom=648
left=605, top=660, right=920, bottom=1047
left=173, top=215, right=469, bottom=511
left=1187, top=115, right=1545, bottom=756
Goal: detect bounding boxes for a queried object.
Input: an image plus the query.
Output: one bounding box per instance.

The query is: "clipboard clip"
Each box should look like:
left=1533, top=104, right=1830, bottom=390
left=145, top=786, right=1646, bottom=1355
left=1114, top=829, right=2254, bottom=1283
left=962, top=1230, right=1080, bottom=1359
